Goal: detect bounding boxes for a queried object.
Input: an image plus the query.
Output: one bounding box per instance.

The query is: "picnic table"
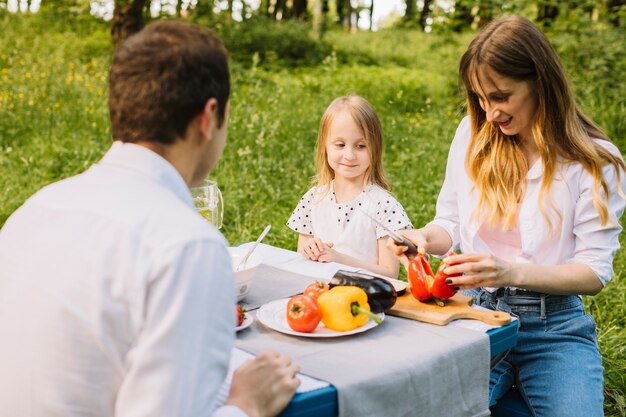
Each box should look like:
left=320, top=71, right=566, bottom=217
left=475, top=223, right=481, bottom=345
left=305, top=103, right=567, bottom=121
left=226, top=243, right=518, bottom=417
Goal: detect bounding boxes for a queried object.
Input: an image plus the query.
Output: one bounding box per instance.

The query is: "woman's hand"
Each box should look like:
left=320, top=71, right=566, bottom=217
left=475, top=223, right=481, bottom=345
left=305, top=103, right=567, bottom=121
left=386, top=225, right=454, bottom=268
left=440, top=252, right=516, bottom=290
left=385, top=229, right=430, bottom=269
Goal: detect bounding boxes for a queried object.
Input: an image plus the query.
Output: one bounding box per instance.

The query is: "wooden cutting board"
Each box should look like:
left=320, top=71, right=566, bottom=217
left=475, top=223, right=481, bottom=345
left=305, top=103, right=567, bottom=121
left=388, top=292, right=511, bottom=326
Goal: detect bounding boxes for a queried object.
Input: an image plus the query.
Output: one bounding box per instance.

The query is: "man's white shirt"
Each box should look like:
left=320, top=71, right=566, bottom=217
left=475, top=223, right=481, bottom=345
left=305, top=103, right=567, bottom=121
left=0, top=141, right=246, bottom=417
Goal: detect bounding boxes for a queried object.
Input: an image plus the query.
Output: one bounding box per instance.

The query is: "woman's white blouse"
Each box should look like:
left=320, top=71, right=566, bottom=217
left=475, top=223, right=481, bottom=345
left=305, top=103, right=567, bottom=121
left=430, top=116, right=626, bottom=287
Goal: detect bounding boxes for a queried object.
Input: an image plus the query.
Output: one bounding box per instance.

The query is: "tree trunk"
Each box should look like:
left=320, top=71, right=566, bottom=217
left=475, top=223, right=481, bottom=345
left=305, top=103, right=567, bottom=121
left=348, top=0, right=359, bottom=32
left=404, top=0, right=416, bottom=23
left=273, top=0, right=287, bottom=20
left=260, top=0, right=270, bottom=16
left=142, top=0, right=151, bottom=21
left=312, top=0, right=323, bottom=38
left=272, top=0, right=279, bottom=20
left=607, top=0, right=624, bottom=27
left=322, top=0, right=329, bottom=14
left=227, top=0, right=234, bottom=19
left=293, top=0, right=308, bottom=19
left=336, top=0, right=345, bottom=25
left=369, top=0, right=374, bottom=31
left=476, top=0, right=494, bottom=28
left=111, top=0, right=147, bottom=49
left=194, top=0, right=215, bottom=18
left=281, top=0, right=290, bottom=19
left=537, top=1, right=559, bottom=26
left=451, top=0, right=474, bottom=32
left=336, top=0, right=352, bottom=29
left=419, top=0, right=433, bottom=30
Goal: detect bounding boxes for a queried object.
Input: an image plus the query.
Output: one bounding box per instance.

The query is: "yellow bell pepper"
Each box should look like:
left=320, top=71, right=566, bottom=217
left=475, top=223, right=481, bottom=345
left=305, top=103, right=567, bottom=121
left=316, top=286, right=382, bottom=332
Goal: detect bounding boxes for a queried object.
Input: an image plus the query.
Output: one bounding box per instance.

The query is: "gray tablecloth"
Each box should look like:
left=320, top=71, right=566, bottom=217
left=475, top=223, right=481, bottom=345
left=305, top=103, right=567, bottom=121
left=237, top=313, right=490, bottom=417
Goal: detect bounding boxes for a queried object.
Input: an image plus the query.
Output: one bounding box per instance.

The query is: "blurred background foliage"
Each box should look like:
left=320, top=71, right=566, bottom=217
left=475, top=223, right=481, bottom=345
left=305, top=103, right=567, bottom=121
left=1, top=1, right=625, bottom=415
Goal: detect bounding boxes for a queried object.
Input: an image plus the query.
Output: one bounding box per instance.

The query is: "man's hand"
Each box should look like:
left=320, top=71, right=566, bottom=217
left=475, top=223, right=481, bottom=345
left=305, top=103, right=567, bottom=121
left=227, top=351, right=300, bottom=417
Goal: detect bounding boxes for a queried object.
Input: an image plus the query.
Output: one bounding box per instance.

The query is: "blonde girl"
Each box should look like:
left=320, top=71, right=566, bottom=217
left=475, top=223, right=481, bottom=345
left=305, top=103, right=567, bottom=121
left=390, top=15, right=625, bottom=416
left=287, top=96, right=412, bottom=278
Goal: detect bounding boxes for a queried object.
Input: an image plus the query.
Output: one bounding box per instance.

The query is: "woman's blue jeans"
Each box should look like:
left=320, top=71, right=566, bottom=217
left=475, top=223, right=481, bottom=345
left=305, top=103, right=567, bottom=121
left=465, top=288, right=604, bottom=417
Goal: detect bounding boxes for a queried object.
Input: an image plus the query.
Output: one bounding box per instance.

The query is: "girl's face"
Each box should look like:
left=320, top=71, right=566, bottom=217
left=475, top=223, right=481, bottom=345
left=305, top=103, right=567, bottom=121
left=325, top=110, right=371, bottom=183
left=472, top=67, right=538, bottom=142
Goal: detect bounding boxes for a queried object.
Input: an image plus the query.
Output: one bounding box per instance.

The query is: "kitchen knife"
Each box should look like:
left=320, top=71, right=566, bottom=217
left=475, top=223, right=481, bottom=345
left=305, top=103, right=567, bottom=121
left=358, top=208, right=418, bottom=260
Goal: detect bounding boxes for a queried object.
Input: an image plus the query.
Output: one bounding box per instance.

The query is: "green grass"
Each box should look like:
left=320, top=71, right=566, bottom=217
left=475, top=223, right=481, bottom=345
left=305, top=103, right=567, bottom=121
left=1, top=12, right=625, bottom=416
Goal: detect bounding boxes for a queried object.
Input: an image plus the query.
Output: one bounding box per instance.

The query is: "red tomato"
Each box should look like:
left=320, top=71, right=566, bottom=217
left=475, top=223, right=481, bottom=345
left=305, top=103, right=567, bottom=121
left=286, top=295, right=322, bottom=333
left=303, top=280, right=330, bottom=301
left=236, top=304, right=246, bottom=326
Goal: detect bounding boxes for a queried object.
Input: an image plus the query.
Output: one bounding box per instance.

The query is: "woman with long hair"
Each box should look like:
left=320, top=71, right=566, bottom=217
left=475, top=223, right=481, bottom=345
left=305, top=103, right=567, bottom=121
left=391, top=15, right=625, bottom=416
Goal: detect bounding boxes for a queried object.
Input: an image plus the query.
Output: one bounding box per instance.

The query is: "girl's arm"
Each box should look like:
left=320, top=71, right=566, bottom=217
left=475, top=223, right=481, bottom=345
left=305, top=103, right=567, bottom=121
left=300, top=234, right=400, bottom=278
left=317, top=238, right=400, bottom=278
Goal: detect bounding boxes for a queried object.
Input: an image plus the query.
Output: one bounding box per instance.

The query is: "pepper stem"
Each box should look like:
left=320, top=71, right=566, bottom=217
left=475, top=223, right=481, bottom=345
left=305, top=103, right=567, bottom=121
left=351, top=303, right=382, bottom=324
left=433, top=297, right=445, bottom=307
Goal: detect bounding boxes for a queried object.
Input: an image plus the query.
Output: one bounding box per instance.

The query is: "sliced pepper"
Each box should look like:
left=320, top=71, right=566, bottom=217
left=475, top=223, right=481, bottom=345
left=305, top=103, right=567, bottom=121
left=432, top=251, right=460, bottom=299
left=408, top=252, right=435, bottom=301
left=407, top=250, right=457, bottom=306
left=316, top=286, right=382, bottom=332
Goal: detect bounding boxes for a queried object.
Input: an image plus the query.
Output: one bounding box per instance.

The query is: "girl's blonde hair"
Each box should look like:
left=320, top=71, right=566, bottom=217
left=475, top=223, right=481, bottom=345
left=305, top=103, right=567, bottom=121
left=314, top=96, right=390, bottom=192
left=459, top=15, right=624, bottom=231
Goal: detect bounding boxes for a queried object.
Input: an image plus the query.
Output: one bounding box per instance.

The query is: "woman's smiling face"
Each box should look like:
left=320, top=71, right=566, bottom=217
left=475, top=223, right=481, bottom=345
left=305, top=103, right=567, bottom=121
left=472, top=66, right=538, bottom=142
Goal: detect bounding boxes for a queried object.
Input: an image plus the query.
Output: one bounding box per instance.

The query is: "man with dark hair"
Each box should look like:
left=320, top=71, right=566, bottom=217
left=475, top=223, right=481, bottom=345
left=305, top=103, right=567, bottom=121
left=0, top=20, right=299, bottom=417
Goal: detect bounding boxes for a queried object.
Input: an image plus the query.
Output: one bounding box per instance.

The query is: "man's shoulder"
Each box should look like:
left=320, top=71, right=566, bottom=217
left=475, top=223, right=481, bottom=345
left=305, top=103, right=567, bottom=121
left=148, top=202, right=225, bottom=250
left=26, top=168, right=224, bottom=250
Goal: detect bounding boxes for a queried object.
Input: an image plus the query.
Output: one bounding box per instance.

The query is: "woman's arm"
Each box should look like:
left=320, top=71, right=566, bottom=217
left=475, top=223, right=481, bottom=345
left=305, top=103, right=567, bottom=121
left=441, top=252, right=603, bottom=295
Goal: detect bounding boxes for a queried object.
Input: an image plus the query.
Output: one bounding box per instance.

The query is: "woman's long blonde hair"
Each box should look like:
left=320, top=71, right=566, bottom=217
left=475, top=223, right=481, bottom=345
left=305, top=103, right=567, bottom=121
left=459, top=15, right=624, bottom=231
left=314, top=96, right=390, bottom=192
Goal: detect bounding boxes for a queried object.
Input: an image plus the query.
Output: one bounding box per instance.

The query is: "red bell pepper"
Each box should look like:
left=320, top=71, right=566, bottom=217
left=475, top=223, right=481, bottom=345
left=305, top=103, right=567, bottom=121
left=408, top=252, right=435, bottom=301
left=432, top=251, right=460, bottom=299
left=407, top=250, right=458, bottom=306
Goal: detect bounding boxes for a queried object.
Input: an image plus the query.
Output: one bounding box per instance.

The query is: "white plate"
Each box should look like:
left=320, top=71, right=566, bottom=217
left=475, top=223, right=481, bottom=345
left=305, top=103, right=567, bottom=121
left=384, top=277, right=408, bottom=294
left=257, top=298, right=384, bottom=338
left=236, top=314, right=254, bottom=332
